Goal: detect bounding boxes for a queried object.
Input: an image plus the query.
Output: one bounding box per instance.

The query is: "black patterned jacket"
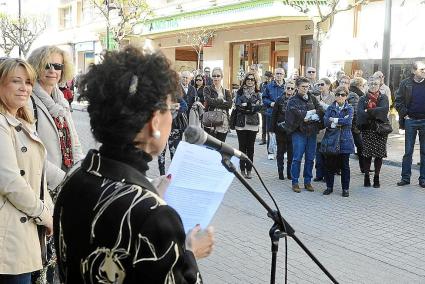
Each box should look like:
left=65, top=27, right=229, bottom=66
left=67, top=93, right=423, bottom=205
left=53, top=148, right=201, bottom=283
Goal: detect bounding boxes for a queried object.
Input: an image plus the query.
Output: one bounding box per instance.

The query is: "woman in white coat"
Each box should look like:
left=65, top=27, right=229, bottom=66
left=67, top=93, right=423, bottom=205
left=0, top=58, right=53, bottom=283
left=27, top=46, right=84, bottom=199
left=27, top=45, right=83, bottom=283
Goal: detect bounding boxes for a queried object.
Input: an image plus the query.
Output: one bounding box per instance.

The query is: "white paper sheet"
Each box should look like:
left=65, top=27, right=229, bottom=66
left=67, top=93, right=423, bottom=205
left=164, top=141, right=237, bottom=232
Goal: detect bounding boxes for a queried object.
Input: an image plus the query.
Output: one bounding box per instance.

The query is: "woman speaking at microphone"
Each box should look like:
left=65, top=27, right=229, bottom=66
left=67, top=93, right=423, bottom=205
left=53, top=46, right=214, bottom=283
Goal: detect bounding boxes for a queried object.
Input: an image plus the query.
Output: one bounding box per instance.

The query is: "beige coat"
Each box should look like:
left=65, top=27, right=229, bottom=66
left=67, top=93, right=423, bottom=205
left=0, top=113, right=53, bottom=274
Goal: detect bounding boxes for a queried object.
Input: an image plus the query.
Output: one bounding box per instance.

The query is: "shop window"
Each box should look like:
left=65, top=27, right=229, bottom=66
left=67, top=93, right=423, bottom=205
left=59, top=5, right=72, bottom=29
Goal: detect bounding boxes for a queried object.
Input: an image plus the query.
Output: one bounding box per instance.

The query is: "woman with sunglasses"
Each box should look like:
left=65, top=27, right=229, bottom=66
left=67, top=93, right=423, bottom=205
left=357, top=77, right=390, bottom=188
left=53, top=46, right=213, bottom=283
left=27, top=45, right=84, bottom=283
left=314, top=78, right=335, bottom=182
left=271, top=80, right=296, bottom=180
left=157, top=97, right=187, bottom=175
left=322, top=86, right=355, bottom=197
left=203, top=67, right=232, bottom=142
left=194, top=74, right=205, bottom=104
left=234, top=72, right=262, bottom=179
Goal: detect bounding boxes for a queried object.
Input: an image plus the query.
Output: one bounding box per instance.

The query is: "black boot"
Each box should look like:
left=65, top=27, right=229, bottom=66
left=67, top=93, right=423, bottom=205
left=364, top=174, right=371, bottom=187
left=373, top=175, right=380, bottom=188
left=323, top=188, right=333, bottom=195
left=278, top=171, right=284, bottom=180
left=342, top=189, right=349, bottom=197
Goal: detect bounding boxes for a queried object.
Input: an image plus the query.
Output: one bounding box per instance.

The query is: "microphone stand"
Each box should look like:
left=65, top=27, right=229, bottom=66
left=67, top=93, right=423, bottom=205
left=221, top=153, right=338, bottom=284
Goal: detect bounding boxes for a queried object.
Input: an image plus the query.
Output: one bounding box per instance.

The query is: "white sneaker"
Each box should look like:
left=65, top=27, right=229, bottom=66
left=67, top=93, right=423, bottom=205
left=268, top=154, right=275, bottom=160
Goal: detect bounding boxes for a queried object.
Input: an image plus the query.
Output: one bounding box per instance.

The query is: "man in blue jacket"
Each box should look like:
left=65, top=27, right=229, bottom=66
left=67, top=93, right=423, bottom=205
left=395, top=61, right=425, bottom=188
left=262, top=68, right=285, bottom=160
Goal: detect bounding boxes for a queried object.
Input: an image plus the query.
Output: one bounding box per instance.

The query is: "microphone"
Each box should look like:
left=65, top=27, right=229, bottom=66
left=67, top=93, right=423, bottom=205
left=184, top=126, right=248, bottom=160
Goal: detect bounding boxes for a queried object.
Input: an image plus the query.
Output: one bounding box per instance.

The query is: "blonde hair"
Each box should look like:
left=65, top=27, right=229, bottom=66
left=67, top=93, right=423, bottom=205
left=27, top=45, right=73, bottom=84
left=0, top=58, right=36, bottom=123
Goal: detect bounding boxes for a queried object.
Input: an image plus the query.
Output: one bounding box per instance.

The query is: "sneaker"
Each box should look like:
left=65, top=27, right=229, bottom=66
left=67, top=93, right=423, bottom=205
left=419, top=181, right=425, bottom=188
left=304, top=184, right=314, bottom=192
left=268, top=154, right=275, bottom=160
left=397, top=180, right=410, bottom=186
left=292, top=184, right=301, bottom=193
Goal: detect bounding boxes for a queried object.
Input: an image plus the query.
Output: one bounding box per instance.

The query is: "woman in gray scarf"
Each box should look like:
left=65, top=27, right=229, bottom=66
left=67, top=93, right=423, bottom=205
left=27, top=45, right=84, bottom=283
left=234, top=72, right=263, bottom=179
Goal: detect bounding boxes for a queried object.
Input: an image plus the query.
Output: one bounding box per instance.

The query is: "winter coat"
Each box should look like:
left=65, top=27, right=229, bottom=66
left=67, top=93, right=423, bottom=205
left=348, top=86, right=363, bottom=133
left=285, top=92, right=325, bottom=136
left=181, top=84, right=197, bottom=117
left=357, top=92, right=389, bottom=130
left=203, top=85, right=232, bottom=133
left=316, top=92, right=336, bottom=142
left=262, top=80, right=285, bottom=117
left=395, top=75, right=425, bottom=129
left=234, top=88, right=262, bottom=128
left=270, top=93, right=291, bottom=136
left=29, top=87, right=84, bottom=192
left=323, top=102, right=355, bottom=154
left=0, top=113, right=53, bottom=274
left=54, top=149, right=202, bottom=283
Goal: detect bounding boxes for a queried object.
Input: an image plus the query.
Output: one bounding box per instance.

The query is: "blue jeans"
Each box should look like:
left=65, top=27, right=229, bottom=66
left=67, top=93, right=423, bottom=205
left=291, top=131, right=317, bottom=185
left=325, top=154, right=350, bottom=190
left=401, top=118, right=425, bottom=182
left=0, top=273, right=31, bottom=284
left=315, top=143, right=325, bottom=179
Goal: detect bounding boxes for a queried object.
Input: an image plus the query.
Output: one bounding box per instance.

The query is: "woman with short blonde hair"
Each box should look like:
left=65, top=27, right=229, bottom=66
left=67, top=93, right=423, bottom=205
left=0, top=58, right=53, bottom=283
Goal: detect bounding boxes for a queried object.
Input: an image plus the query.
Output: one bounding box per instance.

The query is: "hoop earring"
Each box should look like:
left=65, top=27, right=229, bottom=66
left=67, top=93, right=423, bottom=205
left=152, top=130, right=161, bottom=139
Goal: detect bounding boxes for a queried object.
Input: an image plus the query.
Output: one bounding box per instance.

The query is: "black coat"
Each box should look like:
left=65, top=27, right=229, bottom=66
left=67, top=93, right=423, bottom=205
left=285, top=92, right=324, bottom=136
left=234, top=88, right=262, bottom=128
left=357, top=92, right=389, bottom=130
left=53, top=148, right=201, bottom=284
left=181, top=85, right=197, bottom=117
left=270, top=93, right=292, bottom=136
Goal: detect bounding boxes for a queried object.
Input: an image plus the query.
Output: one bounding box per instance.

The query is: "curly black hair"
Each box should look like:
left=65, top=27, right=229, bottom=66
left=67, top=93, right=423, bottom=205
left=78, top=46, right=180, bottom=147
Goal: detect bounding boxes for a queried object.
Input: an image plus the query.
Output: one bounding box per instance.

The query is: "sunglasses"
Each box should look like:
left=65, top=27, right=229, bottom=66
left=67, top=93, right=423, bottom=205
left=195, top=79, right=203, bottom=81
left=286, top=87, right=295, bottom=90
left=275, top=72, right=284, bottom=75
left=246, top=77, right=255, bottom=82
left=45, top=63, right=64, bottom=71
left=212, top=75, right=221, bottom=78
left=317, top=83, right=326, bottom=86
left=335, top=93, right=347, bottom=97
left=307, top=70, right=316, bottom=74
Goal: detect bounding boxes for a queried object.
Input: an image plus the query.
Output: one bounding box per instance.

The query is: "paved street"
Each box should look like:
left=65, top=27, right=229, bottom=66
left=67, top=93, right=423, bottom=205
left=72, top=110, right=425, bottom=284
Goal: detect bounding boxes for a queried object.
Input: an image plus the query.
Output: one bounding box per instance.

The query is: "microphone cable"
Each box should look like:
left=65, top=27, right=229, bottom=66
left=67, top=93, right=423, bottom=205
left=244, top=157, right=289, bottom=284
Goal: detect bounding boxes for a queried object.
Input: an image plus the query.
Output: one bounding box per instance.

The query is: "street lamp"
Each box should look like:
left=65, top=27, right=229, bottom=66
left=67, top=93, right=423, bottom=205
left=18, top=0, right=21, bottom=57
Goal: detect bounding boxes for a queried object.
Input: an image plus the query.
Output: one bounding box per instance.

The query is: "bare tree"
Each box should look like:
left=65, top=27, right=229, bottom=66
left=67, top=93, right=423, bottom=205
left=0, top=13, right=46, bottom=58
left=288, top=0, right=368, bottom=72
left=0, top=14, right=16, bottom=56
left=180, top=28, right=216, bottom=71
left=91, top=0, right=153, bottom=49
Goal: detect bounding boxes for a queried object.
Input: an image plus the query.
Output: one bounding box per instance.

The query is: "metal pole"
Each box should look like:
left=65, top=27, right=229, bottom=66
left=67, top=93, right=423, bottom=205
left=18, top=0, right=21, bottom=57
left=382, top=0, right=392, bottom=86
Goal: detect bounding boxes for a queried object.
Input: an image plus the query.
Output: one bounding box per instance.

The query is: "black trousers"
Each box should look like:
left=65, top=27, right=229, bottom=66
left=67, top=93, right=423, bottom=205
left=204, top=127, right=227, bottom=142
left=276, top=132, right=293, bottom=177
left=158, top=129, right=183, bottom=175
left=236, top=130, right=258, bottom=172
left=352, top=131, right=365, bottom=172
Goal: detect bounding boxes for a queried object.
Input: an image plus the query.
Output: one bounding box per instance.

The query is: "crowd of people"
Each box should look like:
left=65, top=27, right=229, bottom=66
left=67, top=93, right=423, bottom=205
left=0, top=43, right=424, bottom=283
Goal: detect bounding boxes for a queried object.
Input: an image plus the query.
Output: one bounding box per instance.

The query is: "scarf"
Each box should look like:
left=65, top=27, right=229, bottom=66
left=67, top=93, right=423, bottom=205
left=367, top=91, right=380, bottom=109
left=242, top=85, right=255, bottom=98
left=33, top=82, right=70, bottom=118
left=33, top=81, right=74, bottom=168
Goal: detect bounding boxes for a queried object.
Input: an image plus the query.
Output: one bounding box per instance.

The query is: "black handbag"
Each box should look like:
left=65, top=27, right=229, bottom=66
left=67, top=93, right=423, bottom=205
left=38, top=172, right=48, bottom=266
left=375, top=121, right=392, bottom=135
left=320, top=127, right=341, bottom=156
left=202, top=110, right=225, bottom=127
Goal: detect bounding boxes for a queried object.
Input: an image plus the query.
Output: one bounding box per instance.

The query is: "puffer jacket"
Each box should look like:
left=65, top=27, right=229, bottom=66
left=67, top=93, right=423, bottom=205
left=0, top=113, right=53, bottom=274
left=323, top=102, right=355, bottom=154
left=285, top=92, right=324, bottom=136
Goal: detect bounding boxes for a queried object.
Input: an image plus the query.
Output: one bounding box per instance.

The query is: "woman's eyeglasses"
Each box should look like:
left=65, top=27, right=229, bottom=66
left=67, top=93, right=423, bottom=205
left=335, top=93, right=347, bottom=97
left=156, top=102, right=180, bottom=118
left=45, top=63, right=64, bottom=71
